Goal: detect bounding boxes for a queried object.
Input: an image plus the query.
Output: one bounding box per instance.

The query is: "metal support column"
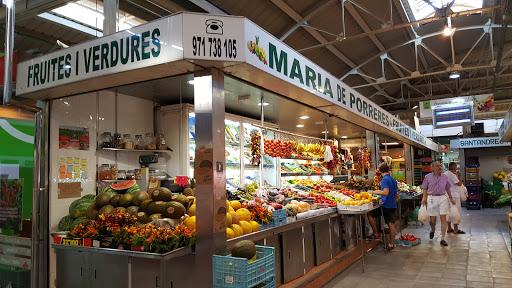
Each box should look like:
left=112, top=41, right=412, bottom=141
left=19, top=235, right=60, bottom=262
left=366, top=131, right=377, bottom=179
left=103, top=0, right=118, bottom=35
left=3, top=0, right=14, bottom=105
left=459, top=148, right=466, bottom=182
left=404, top=143, right=413, bottom=185
left=194, top=68, right=227, bottom=287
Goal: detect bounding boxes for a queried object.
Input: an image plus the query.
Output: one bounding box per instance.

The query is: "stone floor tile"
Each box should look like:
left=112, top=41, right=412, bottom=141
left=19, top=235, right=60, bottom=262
left=466, top=281, right=494, bottom=288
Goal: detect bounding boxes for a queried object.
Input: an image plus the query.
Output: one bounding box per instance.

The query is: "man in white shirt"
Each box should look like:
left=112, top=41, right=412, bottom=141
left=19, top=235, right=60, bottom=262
left=445, top=162, right=465, bottom=234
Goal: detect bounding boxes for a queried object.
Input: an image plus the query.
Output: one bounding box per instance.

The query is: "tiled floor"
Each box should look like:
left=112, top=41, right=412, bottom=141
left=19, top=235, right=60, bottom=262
left=324, top=207, right=512, bottom=288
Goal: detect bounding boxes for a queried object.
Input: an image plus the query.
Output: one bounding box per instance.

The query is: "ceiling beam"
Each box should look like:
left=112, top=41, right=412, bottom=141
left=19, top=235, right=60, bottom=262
left=0, top=0, right=71, bottom=22
left=185, top=0, right=227, bottom=14
left=270, top=0, right=394, bottom=100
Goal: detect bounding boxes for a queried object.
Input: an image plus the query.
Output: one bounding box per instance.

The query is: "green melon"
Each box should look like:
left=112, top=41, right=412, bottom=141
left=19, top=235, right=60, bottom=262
left=96, top=192, right=111, bottom=207
left=132, top=191, right=149, bottom=206
left=231, top=240, right=257, bottom=260
left=72, top=202, right=92, bottom=218
left=148, top=213, right=163, bottom=222
left=68, top=199, right=82, bottom=216
left=126, top=206, right=139, bottom=215
left=171, top=194, right=189, bottom=208
left=81, top=194, right=97, bottom=202
left=109, top=194, right=122, bottom=206
left=115, top=207, right=127, bottom=214
left=58, top=215, right=75, bottom=231
left=139, top=200, right=152, bottom=212
left=86, top=204, right=100, bottom=220
left=162, top=201, right=186, bottom=219
left=101, top=186, right=117, bottom=197
left=147, top=201, right=165, bottom=215
left=119, top=194, right=134, bottom=207
left=150, top=187, right=172, bottom=202
left=98, top=205, right=115, bottom=216
left=126, top=184, right=141, bottom=194
left=136, top=212, right=148, bottom=223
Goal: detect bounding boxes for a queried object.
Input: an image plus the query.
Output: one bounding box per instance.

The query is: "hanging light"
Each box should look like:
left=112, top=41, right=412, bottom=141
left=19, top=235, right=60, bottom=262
left=443, top=17, right=455, bottom=36
left=449, top=72, right=460, bottom=79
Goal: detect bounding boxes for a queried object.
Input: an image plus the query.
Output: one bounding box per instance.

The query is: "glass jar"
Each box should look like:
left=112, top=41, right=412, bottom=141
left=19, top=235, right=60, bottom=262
left=123, top=134, right=134, bottom=150
left=100, top=132, right=113, bottom=148
left=113, top=133, right=124, bottom=149
left=99, top=164, right=111, bottom=180
left=117, top=170, right=126, bottom=180
left=134, top=169, right=142, bottom=180
left=110, top=164, right=118, bottom=180
left=134, top=135, right=144, bottom=150
left=126, top=170, right=135, bottom=180
left=144, top=133, right=156, bottom=150
left=156, top=133, right=166, bottom=150
left=149, top=169, right=156, bottom=181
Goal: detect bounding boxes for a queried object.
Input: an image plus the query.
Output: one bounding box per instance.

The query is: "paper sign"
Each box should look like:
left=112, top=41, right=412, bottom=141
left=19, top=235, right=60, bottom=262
left=0, top=179, right=23, bottom=231
left=66, top=157, right=73, bottom=164
left=59, top=126, right=90, bottom=150
left=58, top=182, right=83, bottom=199
left=81, top=164, right=87, bottom=172
left=59, top=172, right=66, bottom=179
left=81, top=158, right=87, bottom=165
left=74, top=157, right=80, bottom=164
left=59, top=166, right=66, bottom=173
left=59, top=158, right=66, bottom=165
left=66, top=172, right=73, bottom=179
left=194, top=147, right=213, bottom=185
left=73, top=166, right=80, bottom=173
left=175, top=176, right=189, bottom=186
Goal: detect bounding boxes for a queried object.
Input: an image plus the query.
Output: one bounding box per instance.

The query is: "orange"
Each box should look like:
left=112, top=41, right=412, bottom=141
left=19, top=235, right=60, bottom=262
left=250, top=221, right=260, bottom=232
left=228, top=206, right=235, bottom=212
left=239, top=221, right=252, bottom=235
left=229, top=211, right=240, bottom=225
left=230, top=201, right=242, bottom=211
left=231, top=224, right=243, bottom=237
left=236, top=208, right=252, bottom=222
left=226, top=228, right=234, bottom=239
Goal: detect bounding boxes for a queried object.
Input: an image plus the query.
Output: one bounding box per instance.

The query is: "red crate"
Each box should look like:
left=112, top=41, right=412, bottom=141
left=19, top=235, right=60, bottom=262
left=467, top=194, right=481, bottom=200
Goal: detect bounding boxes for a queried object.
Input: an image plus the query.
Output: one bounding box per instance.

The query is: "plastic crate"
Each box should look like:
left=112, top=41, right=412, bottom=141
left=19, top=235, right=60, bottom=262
left=467, top=194, right=482, bottom=200
left=0, top=266, right=30, bottom=288
left=272, top=209, right=287, bottom=225
left=466, top=200, right=481, bottom=210
left=396, top=238, right=421, bottom=247
left=213, top=246, right=275, bottom=288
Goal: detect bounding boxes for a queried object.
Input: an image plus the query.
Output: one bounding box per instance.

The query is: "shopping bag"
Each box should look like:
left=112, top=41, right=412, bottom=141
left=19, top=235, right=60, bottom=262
left=418, top=205, right=428, bottom=223
left=459, top=185, right=467, bottom=201
left=449, top=203, right=461, bottom=224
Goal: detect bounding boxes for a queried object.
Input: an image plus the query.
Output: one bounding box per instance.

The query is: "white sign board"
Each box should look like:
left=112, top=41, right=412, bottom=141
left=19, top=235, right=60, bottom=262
left=183, top=13, right=245, bottom=61
left=16, top=14, right=184, bottom=95
left=419, top=94, right=494, bottom=118
left=450, top=137, right=511, bottom=149
left=499, top=106, right=512, bottom=142
left=243, top=20, right=438, bottom=151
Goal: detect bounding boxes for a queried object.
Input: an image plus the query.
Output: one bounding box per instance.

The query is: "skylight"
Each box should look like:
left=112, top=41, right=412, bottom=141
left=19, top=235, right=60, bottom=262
left=408, top=0, right=483, bottom=21
left=38, top=0, right=145, bottom=37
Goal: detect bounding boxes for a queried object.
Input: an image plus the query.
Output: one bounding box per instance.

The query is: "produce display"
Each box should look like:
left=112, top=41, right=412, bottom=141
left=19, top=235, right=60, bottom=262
left=250, top=131, right=261, bottom=166
left=397, top=182, right=422, bottom=196
left=325, top=145, right=340, bottom=172
left=264, top=139, right=293, bottom=158
left=398, top=234, right=420, bottom=244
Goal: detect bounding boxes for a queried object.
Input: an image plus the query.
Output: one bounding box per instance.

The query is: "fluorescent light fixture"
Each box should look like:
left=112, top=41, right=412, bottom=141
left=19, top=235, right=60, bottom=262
left=257, top=102, right=269, bottom=106
left=322, top=131, right=329, bottom=134
left=296, top=124, right=304, bottom=128
left=341, top=136, right=348, bottom=139
left=436, top=119, right=471, bottom=126
left=412, top=105, right=418, bottom=109
left=450, top=150, right=454, bottom=152
left=187, top=80, right=195, bottom=85
left=449, top=72, right=460, bottom=79
left=299, top=116, right=309, bottom=119
left=451, top=98, right=464, bottom=103
left=383, top=142, right=399, bottom=145
left=435, top=108, right=470, bottom=115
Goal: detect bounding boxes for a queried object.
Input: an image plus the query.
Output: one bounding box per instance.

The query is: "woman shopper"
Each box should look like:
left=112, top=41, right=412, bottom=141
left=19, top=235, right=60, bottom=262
left=421, top=161, right=457, bottom=246
left=370, top=164, right=398, bottom=251
left=445, top=162, right=465, bottom=234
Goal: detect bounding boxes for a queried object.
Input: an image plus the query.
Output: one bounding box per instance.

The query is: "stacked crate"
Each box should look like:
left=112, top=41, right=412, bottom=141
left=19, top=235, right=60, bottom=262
left=414, top=157, right=423, bottom=186
left=421, top=158, right=432, bottom=183
left=466, top=163, right=481, bottom=210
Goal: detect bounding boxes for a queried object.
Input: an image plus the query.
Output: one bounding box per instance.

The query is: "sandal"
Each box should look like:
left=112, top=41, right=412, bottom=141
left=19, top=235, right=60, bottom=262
left=455, top=230, right=466, bottom=234
left=447, top=229, right=454, bottom=233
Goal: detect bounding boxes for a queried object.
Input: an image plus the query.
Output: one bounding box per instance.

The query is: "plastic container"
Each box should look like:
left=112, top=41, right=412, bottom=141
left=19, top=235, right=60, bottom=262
left=145, top=133, right=156, bottom=150
left=272, top=209, right=287, bottom=227
left=99, top=164, right=111, bottom=180
left=123, top=134, right=134, bottom=150
left=113, top=133, right=124, bottom=149
left=213, top=246, right=275, bottom=288
left=134, top=135, right=144, bottom=150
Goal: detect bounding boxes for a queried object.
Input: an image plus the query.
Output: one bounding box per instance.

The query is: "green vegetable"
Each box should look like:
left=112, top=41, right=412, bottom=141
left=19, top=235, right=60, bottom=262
left=494, top=193, right=512, bottom=207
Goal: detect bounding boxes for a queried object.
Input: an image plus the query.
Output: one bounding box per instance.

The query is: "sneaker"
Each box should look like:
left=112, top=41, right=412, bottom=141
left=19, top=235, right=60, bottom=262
left=386, top=245, right=396, bottom=252
left=440, top=240, right=448, bottom=247
left=366, top=234, right=380, bottom=240
left=429, top=231, right=435, bottom=239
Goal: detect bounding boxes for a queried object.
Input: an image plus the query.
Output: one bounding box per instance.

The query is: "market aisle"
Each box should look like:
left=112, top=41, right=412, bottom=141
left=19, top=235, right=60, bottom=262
left=323, top=207, right=512, bottom=288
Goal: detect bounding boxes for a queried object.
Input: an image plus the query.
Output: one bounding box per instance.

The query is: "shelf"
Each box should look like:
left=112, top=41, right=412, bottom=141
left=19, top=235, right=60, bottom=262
left=99, top=148, right=172, bottom=153
left=281, top=172, right=332, bottom=177
left=280, top=156, right=324, bottom=161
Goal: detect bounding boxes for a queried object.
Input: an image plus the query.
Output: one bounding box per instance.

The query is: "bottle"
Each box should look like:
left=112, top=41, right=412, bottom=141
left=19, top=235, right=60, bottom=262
left=123, top=134, right=134, bottom=150
left=110, top=164, right=118, bottom=180
left=99, top=164, right=111, bottom=180
left=134, top=135, right=144, bottom=150
left=100, top=132, right=113, bottom=148
left=145, top=133, right=156, bottom=150
left=157, top=133, right=166, bottom=150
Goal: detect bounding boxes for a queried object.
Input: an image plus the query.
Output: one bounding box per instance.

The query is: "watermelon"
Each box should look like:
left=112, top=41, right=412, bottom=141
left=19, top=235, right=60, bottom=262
left=58, top=215, right=75, bottom=231
left=101, top=186, right=117, bottom=197
left=126, top=184, right=141, bottom=194
left=68, top=199, right=82, bottom=217
left=72, top=216, right=89, bottom=228
left=81, top=194, right=96, bottom=202
left=72, top=202, right=93, bottom=218
left=111, top=180, right=136, bottom=190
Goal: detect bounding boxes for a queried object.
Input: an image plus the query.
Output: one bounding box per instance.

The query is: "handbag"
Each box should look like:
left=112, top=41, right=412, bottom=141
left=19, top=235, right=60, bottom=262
left=459, top=185, right=467, bottom=201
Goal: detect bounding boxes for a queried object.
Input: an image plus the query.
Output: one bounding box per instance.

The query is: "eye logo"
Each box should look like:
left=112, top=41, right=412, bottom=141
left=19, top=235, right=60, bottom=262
left=247, top=36, right=267, bottom=65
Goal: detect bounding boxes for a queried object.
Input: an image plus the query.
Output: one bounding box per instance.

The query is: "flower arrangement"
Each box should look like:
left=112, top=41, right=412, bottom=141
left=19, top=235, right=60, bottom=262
left=369, top=169, right=383, bottom=190
left=70, top=212, right=138, bottom=239
left=129, top=224, right=195, bottom=253
left=345, top=176, right=369, bottom=190
left=242, top=202, right=274, bottom=224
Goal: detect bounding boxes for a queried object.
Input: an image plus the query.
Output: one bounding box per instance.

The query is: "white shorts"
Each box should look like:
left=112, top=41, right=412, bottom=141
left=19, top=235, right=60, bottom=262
left=448, top=197, right=461, bottom=223
left=427, top=194, right=450, bottom=216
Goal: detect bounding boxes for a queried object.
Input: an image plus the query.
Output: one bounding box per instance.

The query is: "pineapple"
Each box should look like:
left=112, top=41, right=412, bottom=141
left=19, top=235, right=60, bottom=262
left=184, top=178, right=195, bottom=197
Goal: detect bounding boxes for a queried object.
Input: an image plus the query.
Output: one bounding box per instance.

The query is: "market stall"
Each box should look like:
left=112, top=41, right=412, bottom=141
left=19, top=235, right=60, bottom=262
left=13, top=12, right=439, bottom=288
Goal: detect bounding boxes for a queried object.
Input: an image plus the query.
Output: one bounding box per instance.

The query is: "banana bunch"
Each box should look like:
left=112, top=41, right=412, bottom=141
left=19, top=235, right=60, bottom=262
left=294, top=142, right=327, bottom=156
